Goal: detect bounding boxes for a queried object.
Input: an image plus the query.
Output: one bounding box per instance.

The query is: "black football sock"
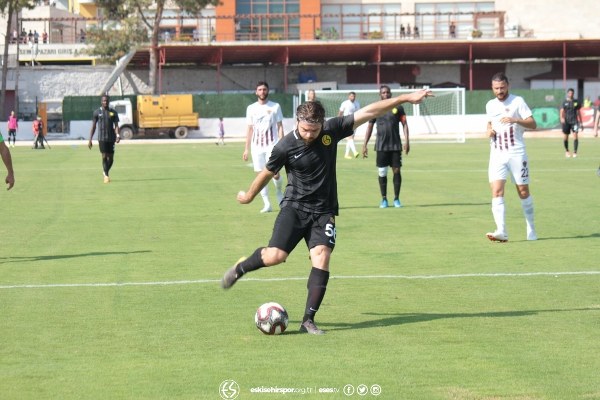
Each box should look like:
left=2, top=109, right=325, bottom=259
left=378, top=176, right=387, bottom=198
left=106, top=156, right=114, bottom=174
left=102, top=158, right=109, bottom=175
left=563, top=140, right=569, bottom=151
left=393, top=171, right=401, bottom=199
left=235, top=247, right=266, bottom=276
left=303, top=267, right=330, bottom=322
left=574, top=139, right=579, bottom=153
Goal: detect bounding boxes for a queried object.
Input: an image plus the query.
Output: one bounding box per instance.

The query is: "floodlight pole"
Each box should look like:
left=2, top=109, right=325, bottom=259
left=15, top=10, right=20, bottom=117
left=468, top=44, right=473, bottom=91
left=562, top=42, right=567, bottom=90
left=158, top=47, right=165, bottom=95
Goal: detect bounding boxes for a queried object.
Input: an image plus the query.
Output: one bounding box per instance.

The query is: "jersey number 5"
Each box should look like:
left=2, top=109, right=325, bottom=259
left=325, top=223, right=336, bottom=245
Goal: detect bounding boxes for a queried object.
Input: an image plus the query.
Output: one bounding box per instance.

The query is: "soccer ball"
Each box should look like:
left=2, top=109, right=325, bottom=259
left=255, top=302, right=289, bottom=335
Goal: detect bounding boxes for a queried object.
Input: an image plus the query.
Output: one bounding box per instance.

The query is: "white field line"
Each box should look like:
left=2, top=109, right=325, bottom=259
left=1, top=271, right=599, bottom=290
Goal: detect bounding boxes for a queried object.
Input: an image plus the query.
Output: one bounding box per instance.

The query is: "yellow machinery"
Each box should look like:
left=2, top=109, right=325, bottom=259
left=111, top=94, right=199, bottom=139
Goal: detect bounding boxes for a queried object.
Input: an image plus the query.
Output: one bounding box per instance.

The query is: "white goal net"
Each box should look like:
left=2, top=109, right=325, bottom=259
left=301, top=87, right=466, bottom=143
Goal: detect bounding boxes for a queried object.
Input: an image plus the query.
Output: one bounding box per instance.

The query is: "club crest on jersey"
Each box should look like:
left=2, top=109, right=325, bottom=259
left=322, top=135, right=332, bottom=146
left=392, top=107, right=398, bottom=114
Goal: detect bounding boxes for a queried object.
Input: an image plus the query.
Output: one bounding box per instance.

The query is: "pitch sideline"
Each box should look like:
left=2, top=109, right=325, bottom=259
left=1, top=270, right=599, bottom=290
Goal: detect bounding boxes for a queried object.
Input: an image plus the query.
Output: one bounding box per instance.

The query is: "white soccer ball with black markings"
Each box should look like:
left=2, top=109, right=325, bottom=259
left=255, top=302, right=289, bottom=335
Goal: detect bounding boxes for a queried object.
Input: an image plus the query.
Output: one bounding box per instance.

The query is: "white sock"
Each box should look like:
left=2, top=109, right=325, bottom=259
left=491, top=197, right=506, bottom=234
left=260, top=186, right=270, bottom=208
left=273, top=176, right=284, bottom=203
left=348, top=139, right=357, bottom=155
left=345, top=141, right=351, bottom=156
left=521, top=195, right=535, bottom=234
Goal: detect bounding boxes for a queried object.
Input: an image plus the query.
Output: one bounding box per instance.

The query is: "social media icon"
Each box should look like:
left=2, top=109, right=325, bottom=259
left=371, top=384, right=382, bottom=396
left=357, top=384, right=368, bottom=396
left=343, top=384, right=355, bottom=396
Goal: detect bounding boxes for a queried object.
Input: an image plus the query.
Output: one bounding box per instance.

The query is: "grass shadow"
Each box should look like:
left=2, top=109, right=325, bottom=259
left=341, top=202, right=489, bottom=211
left=321, top=307, right=599, bottom=331
left=535, top=232, right=600, bottom=241
left=0, top=250, right=152, bottom=264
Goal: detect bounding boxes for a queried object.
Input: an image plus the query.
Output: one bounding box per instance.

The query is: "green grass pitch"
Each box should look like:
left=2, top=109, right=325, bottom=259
left=1, top=137, right=599, bottom=399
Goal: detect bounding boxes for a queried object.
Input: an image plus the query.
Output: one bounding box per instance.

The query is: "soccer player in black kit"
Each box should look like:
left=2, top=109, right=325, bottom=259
left=88, top=95, right=121, bottom=183
left=560, top=88, right=583, bottom=158
left=221, top=89, right=433, bottom=334
left=362, top=85, right=410, bottom=208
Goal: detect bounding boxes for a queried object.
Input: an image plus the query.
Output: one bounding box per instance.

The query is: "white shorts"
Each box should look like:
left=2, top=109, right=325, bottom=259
left=488, top=151, right=530, bottom=185
left=251, top=145, right=275, bottom=172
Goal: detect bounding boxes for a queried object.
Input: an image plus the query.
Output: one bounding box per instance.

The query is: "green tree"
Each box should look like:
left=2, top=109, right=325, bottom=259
left=0, top=0, right=36, bottom=117
left=87, top=17, right=148, bottom=63
left=90, top=0, right=220, bottom=95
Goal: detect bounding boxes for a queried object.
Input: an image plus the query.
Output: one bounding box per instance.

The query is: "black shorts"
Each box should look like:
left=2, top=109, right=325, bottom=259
left=376, top=150, right=402, bottom=168
left=268, top=207, right=336, bottom=254
left=8, top=129, right=16, bottom=136
left=562, top=122, right=579, bottom=134
left=98, top=140, right=116, bottom=154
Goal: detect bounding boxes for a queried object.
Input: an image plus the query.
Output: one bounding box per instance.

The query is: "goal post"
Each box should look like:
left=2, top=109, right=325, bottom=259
left=300, top=88, right=466, bottom=143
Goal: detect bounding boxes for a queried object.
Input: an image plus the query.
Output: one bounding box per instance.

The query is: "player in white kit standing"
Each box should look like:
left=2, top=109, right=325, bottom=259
left=485, top=73, right=538, bottom=242
left=244, top=81, right=285, bottom=213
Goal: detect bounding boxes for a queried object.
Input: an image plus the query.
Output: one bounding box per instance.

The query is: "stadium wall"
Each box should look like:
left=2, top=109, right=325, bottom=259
left=63, top=115, right=487, bottom=142
left=11, top=61, right=559, bottom=120
left=4, top=63, right=596, bottom=139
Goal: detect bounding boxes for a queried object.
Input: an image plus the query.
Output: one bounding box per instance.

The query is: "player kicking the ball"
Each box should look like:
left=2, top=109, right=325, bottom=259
left=221, top=88, right=433, bottom=334
left=485, top=73, right=537, bottom=242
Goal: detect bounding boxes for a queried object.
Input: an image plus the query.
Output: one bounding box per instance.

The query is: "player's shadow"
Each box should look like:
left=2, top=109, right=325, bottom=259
left=122, top=178, right=194, bottom=182
left=320, top=307, right=599, bottom=331
left=0, top=250, right=151, bottom=264
left=413, top=202, right=489, bottom=208
left=340, top=202, right=488, bottom=210
left=534, top=232, right=600, bottom=241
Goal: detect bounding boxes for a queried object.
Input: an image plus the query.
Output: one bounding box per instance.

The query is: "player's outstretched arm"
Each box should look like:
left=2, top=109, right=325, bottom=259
left=353, top=89, right=433, bottom=129
left=242, top=125, right=253, bottom=161
left=0, top=142, right=15, bottom=190
left=520, top=116, right=537, bottom=130
left=88, top=120, right=97, bottom=149
left=362, top=121, right=375, bottom=158
left=237, top=168, right=275, bottom=204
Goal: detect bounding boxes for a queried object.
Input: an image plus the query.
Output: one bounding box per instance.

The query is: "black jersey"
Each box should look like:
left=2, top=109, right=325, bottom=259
left=266, top=115, right=355, bottom=215
left=562, top=98, right=580, bottom=124
left=369, top=105, right=406, bottom=152
left=93, top=107, right=120, bottom=142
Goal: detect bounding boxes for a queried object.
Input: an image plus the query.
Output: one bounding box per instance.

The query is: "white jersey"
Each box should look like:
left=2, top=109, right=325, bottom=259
left=486, top=93, right=532, bottom=155
left=339, top=99, right=360, bottom=116
left=246, top=100, right=283, bottom=149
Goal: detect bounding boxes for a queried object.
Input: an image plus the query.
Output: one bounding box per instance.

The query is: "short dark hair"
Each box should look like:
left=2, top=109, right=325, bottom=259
left=256, top=81, right=269, bottom=89
left=296, top=101, right=325, bottom=125
left=567, top=88, right=575, bottom=93
left=491, top=72, right=509, bottom=84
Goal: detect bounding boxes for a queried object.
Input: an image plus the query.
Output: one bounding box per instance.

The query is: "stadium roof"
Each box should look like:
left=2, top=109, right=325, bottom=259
left=128, top=38, right=600, bottom=67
